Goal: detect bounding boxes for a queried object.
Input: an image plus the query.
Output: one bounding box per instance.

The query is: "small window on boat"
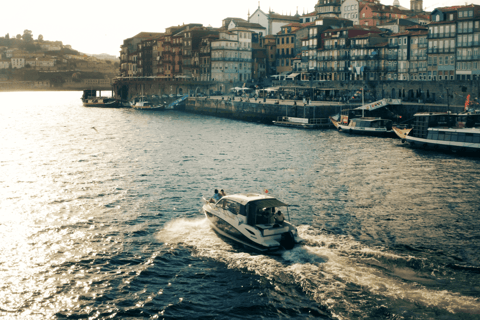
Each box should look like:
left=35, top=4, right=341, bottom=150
left=438, top=132, right=445, bottom=140
left=444, top=132, right=452, bottom=141
left=225, top=200, right=240, bottom=215
left=465, top=133, right=474, bottom=143
left=431, top=131, right=439, bottom=140
left=427, top=131, right=434, bottom=140
left=458, top=133, right=466, bottom=142
left=450, top=132, right=458, bottom=142
left=473, top=134, right=480, bottom=143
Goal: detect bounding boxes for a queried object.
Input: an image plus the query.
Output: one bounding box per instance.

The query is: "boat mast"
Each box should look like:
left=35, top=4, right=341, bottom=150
left=362, top=87, right=364, bottom=118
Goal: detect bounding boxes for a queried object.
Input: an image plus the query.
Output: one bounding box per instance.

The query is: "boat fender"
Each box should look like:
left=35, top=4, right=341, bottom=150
left=401, top=139, right=406, bottom=144
left=280, top=231, right=296, bottom=250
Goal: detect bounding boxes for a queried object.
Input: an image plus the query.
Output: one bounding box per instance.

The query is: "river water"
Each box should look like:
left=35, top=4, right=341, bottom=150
left=1, top=91, right=480, bottom=320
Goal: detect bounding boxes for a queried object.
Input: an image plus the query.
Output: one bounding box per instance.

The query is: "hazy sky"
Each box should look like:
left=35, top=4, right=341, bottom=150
left=2, top=0, right=475, bottom=57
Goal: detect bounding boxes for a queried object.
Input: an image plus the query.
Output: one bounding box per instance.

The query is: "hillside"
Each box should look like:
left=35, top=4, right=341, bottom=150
left=0, top=32, right=119, bottom=90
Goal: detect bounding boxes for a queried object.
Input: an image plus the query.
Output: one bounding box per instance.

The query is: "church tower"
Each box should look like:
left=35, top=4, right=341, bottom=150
left=410, top=0, right=423, bottom=13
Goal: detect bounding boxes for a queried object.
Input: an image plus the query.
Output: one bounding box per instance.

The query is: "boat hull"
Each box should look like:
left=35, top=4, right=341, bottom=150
left=403, top=136, right=480, bottom=154
left=338, top=124, right=396, bottom=137
left=329, top=116, right=341, bottom=129
left=82, top=100, right=124, bottom=108
left=206, top=212, right=275, bottom=251
left=204, top=210, right=281, bottom=252
left=392, top=126, right=413, bottom=139
left=132, top=106, right=166, bottom=111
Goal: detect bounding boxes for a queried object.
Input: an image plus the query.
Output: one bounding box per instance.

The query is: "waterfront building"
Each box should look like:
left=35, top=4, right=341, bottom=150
left=359, top=4, right=412, bottom=27
left=120, top=32, right=163, bottom=77
left=299, top=11, right=318, bottom=24
left=276, top=23, right=301, bottom=76
left=315, top=0, right=342, bottom=18
left=306, top=17, right=353, bottom=79
left=341, top=0, right=361, bottom=25
left=348, top=33, right=387, bottom=81
left=381, top=18, right=423, bottom=33
left=211, top=28, right=253, bottom=83
left=428, top=6, right=459, bottom=81
left=252, top=33, right=268, bottom=80
left=454, top=5, right=480, bottom=80
left=224, top=17, right=266, bottom=36
left=248, top=5, right=300, bottom=36
left=264, top=35, right=277, bottom=75
left=407, top=26, right=428, bottom=81
left=199, top=35, right=218, bottom=82
left=319, top=26, right=381, bottom=81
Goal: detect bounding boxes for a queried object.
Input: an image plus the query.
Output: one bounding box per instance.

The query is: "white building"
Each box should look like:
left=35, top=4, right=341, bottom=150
left=248, top=6, right=300, bottom=36
left=11, top=58, right=25, bottom=69
left=342, top=0, right=360, bottom=25
left=211, top=28, right=253, bottom=83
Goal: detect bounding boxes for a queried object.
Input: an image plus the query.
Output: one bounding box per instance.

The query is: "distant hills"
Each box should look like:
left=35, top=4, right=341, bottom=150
left=88, top=53, right=119, bottom=62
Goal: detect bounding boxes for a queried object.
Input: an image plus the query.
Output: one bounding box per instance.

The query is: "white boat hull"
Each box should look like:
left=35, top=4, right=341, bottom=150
left=202, top=202, right=302, bottom=252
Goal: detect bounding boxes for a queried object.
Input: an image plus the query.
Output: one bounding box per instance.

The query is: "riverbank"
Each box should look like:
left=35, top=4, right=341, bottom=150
left=186, top=96, right=464, bottom=124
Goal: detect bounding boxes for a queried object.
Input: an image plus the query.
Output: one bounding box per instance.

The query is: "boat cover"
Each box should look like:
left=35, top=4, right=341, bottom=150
left=251, top=199, right=288, bottom=208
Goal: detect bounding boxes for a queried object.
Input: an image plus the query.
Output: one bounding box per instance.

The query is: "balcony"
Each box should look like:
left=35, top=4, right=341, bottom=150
left=387, top=54, right=398, bottom=60
left=388, top=43, right=399, bottom=48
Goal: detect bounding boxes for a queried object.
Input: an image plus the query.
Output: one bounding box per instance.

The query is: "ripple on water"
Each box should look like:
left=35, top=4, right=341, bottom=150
left=0, top=92, right=479, bottom=319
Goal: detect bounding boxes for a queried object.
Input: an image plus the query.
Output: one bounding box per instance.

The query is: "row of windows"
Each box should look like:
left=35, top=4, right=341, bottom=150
left=277, top=37, right=295, bottom=45
left=276, top=59, right=291, bottom=67
left=427, top=131, right=480, bottom=143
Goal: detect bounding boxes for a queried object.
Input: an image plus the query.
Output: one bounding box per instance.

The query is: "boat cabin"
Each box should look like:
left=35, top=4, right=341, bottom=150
left=215, top=194, right=288, bottom=227
left=82, top=89, right=97, bottom=100
left=340, top=109, right=364, bottom=125
left=348, top=118, right=393, bottom=130
left=412, top=113, right=480, bottom=139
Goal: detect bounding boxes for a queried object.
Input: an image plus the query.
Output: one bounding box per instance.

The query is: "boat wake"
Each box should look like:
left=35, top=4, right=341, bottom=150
left=157, top=218, right=480, bottom=319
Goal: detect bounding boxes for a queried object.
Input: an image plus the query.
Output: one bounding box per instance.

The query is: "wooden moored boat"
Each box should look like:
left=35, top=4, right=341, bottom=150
left=392, top=126, right=413, bottom=140
left=81, top=90, right=125, bottom=108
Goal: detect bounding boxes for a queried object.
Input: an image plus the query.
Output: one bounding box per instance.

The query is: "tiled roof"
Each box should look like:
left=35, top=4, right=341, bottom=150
left=235, top=21, right=266, bottom=29
left=269, top=13, right=300, bottom=21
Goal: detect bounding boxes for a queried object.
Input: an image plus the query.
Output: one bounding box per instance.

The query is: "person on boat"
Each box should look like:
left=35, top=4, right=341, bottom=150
left=274, top=210, right=285, bottom=226
left=220, top=189, right=226, bottom=197
left=209, top=189, right=221, bottom=203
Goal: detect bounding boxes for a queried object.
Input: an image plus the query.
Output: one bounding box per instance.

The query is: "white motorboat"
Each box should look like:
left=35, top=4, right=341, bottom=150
left=202, top=193, right=303, bottom=252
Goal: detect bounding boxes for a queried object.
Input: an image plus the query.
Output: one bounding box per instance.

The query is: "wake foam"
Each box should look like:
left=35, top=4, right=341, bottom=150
left=157, top=219, right=480, bottom=319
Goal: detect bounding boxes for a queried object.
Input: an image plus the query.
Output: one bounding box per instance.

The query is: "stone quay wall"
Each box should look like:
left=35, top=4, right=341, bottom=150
left=185, top=98, right=464, bottom=124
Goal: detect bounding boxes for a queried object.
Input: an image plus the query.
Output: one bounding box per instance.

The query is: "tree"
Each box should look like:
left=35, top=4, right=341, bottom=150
left=16, top=34, right=21, bottom=40
left=22, top=30, right=33, bottom=41
left=5, top=33, right=9, bottom=40
left=38, top=34, right=43, bottom=41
